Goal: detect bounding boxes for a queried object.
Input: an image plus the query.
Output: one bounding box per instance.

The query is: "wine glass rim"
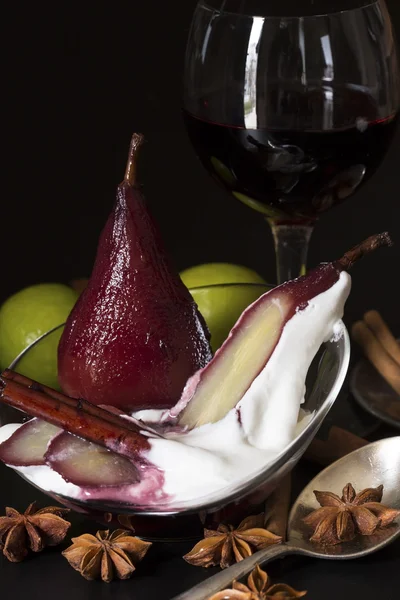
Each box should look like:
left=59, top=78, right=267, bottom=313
left=200, top=0, right=380, bottom=20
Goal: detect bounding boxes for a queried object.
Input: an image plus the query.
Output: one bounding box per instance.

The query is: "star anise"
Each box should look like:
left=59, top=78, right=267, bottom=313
left=303, top=483, right=400, bottom=545
left=62, top=529, right=152, bottom=583
left=0, top=502, right=70, bottom=562
left=208, top=564, right=307, bottom=599
left=183, top=514, right=282, bottom=569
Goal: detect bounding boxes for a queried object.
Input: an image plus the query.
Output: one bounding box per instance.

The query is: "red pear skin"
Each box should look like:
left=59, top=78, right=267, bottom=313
left=58, top=134, right=212, bottom=410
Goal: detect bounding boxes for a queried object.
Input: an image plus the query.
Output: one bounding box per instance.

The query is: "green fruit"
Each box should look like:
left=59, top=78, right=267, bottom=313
left=180, top=263, right=267, bottom=288
left=0, top=283, right=79, bottom=388
left=180, top=263, right=271, bottom=351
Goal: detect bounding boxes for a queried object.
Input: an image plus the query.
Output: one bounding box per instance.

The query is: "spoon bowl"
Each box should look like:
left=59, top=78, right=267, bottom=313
left=174, top=436, right=400, bottom=600
left=288, top=435, right=400, bottom=558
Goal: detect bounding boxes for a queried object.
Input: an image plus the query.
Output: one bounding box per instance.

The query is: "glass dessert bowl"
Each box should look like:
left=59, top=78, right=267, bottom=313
left=0, top=303, right=350, bottom=540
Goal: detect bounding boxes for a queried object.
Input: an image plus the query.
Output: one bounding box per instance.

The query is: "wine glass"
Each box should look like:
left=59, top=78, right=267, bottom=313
left=183, top=0, right=399, bottom=283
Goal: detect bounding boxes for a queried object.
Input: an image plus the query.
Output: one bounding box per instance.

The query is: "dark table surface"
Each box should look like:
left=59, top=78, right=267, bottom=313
left=1, top=389, right=399, bottom=600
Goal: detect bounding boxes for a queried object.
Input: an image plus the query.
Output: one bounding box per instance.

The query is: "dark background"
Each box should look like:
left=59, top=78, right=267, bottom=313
left=1, top=1, right=399, bottom=598
left=1, top=0, right=400, bottom=331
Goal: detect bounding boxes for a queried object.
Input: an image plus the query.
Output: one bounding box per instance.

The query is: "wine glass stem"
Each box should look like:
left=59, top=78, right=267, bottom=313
left=269, top=221, right=314, bottom=284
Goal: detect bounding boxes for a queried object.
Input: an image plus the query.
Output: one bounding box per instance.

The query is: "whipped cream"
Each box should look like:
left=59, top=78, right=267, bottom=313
left=0, top=272, right=351, bottom=508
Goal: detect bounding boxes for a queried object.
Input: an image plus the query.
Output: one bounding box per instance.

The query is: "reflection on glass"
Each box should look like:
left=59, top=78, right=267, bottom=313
left=183, top=0, right=399, bottom=282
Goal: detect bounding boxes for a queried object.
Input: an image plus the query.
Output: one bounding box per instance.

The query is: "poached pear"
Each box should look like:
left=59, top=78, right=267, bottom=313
left=57, top=134, right=212, bottom=410
left=174, top=233, right=392, bottom=429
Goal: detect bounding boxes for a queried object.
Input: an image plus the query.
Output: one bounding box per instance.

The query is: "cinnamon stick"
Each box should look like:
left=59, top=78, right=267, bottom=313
left=2, top=369, right=159, bottom=438
left=0, top=372, right=150, bottom=460
left=363, top=310, right=400, bottom=366
left=304, top=426, right=368, bottom=467
left=352, top=321, right=400, bottom=395
left=265, top=474, right=291, bottom=540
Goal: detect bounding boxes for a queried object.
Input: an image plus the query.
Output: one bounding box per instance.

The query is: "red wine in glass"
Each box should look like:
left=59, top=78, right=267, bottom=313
left=183, top=0, right=400, bottom=282
left=184, top=93, right=398, bottom=223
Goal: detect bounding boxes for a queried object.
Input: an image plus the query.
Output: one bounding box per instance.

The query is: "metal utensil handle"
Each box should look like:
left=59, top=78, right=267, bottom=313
left=172, top=543, right=296, bottom=600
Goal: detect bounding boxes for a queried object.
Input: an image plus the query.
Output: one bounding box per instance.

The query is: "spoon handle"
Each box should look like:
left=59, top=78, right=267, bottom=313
left=173, top=544, right=296, bottom=600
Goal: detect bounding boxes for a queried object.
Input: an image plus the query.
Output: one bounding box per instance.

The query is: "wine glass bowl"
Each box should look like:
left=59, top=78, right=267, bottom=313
left=0, top=283, right=351, bottom=540
left=183, top=0, right=399, bottom=282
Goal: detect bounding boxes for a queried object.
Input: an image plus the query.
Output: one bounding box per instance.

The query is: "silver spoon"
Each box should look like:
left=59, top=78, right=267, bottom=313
left=173, top=436, right=400, bottom=600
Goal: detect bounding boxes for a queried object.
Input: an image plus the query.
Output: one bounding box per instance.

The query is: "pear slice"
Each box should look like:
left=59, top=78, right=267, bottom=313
left=0, top=418, right=61, bottom=466
left=45, top=432, right=139, bottom=487
left=177, top=233, right=392, bottom=431
left=177, top=291, right=293, bottom=429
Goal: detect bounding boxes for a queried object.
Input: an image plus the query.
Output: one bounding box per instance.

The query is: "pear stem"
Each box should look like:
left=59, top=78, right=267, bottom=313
left=124, top=133, right=145, bottom=186
left=336, top=232, right=393, bottom=272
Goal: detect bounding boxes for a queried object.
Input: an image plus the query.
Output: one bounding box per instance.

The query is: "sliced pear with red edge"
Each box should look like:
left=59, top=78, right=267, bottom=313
left=175, top=233, right=392, bottom=430
left=174, top=292, right=292, bottom=428
left=45, top=432, right=140, bottom=487
left=0, top=418, right=61, bottom=466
